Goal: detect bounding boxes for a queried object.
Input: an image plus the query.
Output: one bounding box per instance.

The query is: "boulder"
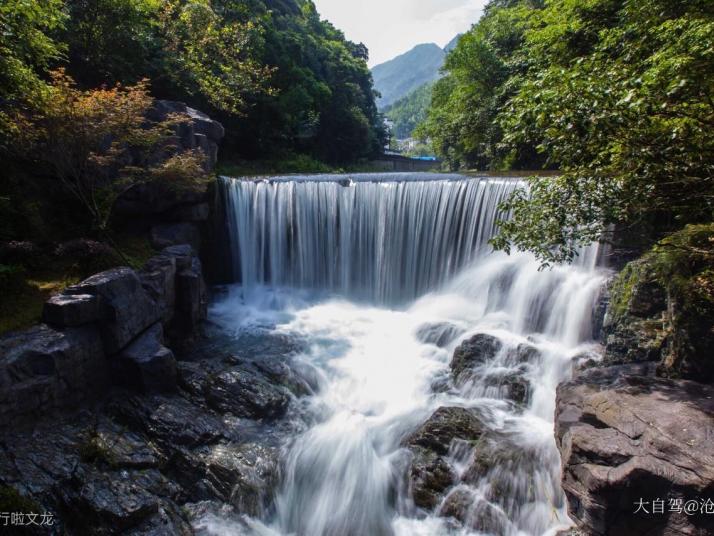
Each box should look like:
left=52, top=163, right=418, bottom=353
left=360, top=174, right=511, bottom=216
left=43, top=293, right=104, bottom=327
left=405, top=407, right=487, bottom=456
left=407, top=447, right=456, bottom=510
left=416, top=322, right=465, bottom=348
left=175, top=257, right=208, bottom=333
left=139, top=255, right=177, bottom=324
left=451, top=334, right=503, bottom=382
left=65, top=267, right=161, bottom=354
left=150, top=223, right=201, bottom=252
left=204, top=368, right=290, bottom=420
left=439, top=487, right=509, bottom=535
left=119, top=323, right=177, bottom=394
left=0, top=325, right=107, bottom=425
left=403, top=407, right=487, bottom=510
left=60, top=469, right=159, bottom=532
left=555, top=364, right=714, bottom=536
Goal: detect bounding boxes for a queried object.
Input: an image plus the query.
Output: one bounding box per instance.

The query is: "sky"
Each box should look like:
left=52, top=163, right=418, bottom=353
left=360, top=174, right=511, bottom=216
left=312, top=0, right=489, bottom=67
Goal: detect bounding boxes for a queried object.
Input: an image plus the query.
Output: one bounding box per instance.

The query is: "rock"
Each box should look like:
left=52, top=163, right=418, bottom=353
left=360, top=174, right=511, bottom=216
left=205, top=369, right=290, bottom=420
left=43, top=293, right=104, bottom=327
left=0, top=325, right=107, bottom=425
left=416, top=322, right=465, bottom=348
left=92, top=419, right=162, bottom=469
left=451, top=334, right=503, bottom=382
left=66, top=267, right=161, bottom=354
left=119, top=323, right=178, bottom=394
left=140, top=255, right=177, bottom=324
left=150, top=223, right=201, bottom=252
left=439, top=487, right=509, bottom=534
left=555, top=364, right=714, bottom=536
left=408, top=447, right=456, bottom=510
left=109, top=396, right=224, bottom=448
left=403, top=407, right=487, bottom=510
left=60, top=470, right=159, bottom=532
left=405, top=407, right=487, bottom=456
left=482, top=370, right=530, bottom=405
left=175, top=257, right=208, bottom=334
left=169, top=203, right=210, bottom=222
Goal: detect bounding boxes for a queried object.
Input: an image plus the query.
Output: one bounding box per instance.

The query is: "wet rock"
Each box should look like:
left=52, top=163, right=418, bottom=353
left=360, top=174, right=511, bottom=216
left=205, top=368, right=290, bottom=420
left=416, top=322, right=465, bottom=348
left=119, top=324, right=177, bottom=394
left=150, top=223, right=201, bottom=252
left=508, top=343, right=540, bottom=365
left=555, top=364, right=714, bottom=536
left=404, top=407, right=488, bottom=510
left=482, top=370, right=530, bottom=406
left=66, top=267, right=161, bottom=354
left=109, top=396, right=224, bottom=448
left=408, top=448, right=456, bottom=510
left=91, top=420, right=162, bottom=469
left=43, top=293, right=104, bottom=327
left=451, top=334, right=502, bottom=382
left=0, top=325, right=107, bottom=425
left=406, top=407, right=487, bottom=456
left=439, top=487, right=509, bottom=535
left=60, top=470, right=159, bottom=533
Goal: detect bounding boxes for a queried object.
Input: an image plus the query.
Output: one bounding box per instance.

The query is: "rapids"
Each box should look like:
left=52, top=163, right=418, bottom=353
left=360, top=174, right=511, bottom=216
left=197, top=174, right=607, bottom=536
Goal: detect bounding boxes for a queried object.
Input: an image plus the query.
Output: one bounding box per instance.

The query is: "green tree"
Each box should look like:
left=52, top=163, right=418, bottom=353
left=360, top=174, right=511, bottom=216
left=0, top=0, right=65, bottom=141
left=494, top=0, right=714, bottom=265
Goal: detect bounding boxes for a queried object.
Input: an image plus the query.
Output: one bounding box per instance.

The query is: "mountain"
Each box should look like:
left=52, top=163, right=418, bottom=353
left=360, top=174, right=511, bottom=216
left=384, top=81, right=434, bottom=139
left=371, top=43, right=445, bottom=109
left=371, top=35, right=462, bottom=110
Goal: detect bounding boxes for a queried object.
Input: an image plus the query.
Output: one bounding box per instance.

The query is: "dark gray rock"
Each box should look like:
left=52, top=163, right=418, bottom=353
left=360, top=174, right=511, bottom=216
left=0, top=325, right=107, bottom=425
left=169, top=203, right=210, bottom=222
left=408, top=447, right=456, bottom=510
left=109, top=396, right=224, bottom=448
left=405, top=407, right=487, bottom=456
left=403, top=407, right=487, bottom=511
left=416, top=322, right=465, bottom=348
left=439, top=487, right=509, bottom=535
left=451, top=334, right=503, bottom=382
left=119, top=324, right=177, bottom=394
left=556, top=364, right=714, bottom=536
left=60, top=470, right=159, bottom=532
left=66, top=267, right=161, bottom=354
left=150, top=223, right=201, bottom=252
left=43, top=293, right=104, bottom=327
left=140, top=255, right=177, bottom=324
left=205, top=369, right=290, bottom=420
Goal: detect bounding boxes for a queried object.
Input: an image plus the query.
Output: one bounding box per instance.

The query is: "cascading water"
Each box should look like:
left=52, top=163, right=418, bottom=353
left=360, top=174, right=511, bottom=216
left=199, top=173, right=607, bottom=536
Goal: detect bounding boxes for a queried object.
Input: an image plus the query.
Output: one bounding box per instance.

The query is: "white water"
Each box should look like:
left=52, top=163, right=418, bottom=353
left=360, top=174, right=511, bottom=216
left=200, top=174, right=607, bottom=536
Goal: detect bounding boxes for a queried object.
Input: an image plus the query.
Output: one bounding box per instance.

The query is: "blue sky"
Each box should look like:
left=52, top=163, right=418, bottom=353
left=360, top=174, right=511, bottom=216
left=312, top=0, right=489, bottom=67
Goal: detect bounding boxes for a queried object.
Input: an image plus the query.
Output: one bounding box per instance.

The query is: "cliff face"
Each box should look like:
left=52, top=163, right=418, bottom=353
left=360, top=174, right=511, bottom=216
left=556, top=224, right=714, bottom=535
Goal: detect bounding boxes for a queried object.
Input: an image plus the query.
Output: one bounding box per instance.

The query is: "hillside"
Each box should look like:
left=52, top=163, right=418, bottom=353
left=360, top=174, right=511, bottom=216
left=371, top=43, right=445, bottom=109
left=384, top=82, right=434, bottom=139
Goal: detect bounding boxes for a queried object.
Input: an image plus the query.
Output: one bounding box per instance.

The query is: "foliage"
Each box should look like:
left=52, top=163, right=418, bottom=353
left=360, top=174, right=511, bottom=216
left=223, top=0, right=386, bottom=164
left=384, top=82, right=434, bottom=139
left=494, top=0, right=714, bottom=264
left=17, top=70, right=208, bottom=234
left=417, top=1, right=545, bottom=171
left=0, top=0, right=65, bottom=144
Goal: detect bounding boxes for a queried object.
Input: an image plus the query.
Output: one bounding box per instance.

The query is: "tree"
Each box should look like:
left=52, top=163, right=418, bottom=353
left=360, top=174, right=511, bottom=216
left=19, top=70, right=208, bottom=249
left=494, top=0, right=714, bottom=265
left=0, top=0, right=65, bottom=143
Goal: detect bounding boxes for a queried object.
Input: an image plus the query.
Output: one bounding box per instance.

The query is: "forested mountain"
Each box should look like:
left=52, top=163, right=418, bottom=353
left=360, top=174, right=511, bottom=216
left=383, top=82, right=434, bottom=139
left=371, top=43, right=445, bottom=109
left=1, top=0, right=385, bottom=164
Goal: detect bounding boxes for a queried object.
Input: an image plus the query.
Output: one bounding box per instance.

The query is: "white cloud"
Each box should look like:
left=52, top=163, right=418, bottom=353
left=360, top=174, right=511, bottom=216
left=312, top=0, right=487, bottom=67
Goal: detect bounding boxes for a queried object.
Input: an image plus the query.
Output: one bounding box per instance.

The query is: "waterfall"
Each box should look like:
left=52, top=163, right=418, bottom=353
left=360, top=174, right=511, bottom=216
left=205, top=173, right=608, bottom=536
left=221, top=174, right=522, bottom=303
